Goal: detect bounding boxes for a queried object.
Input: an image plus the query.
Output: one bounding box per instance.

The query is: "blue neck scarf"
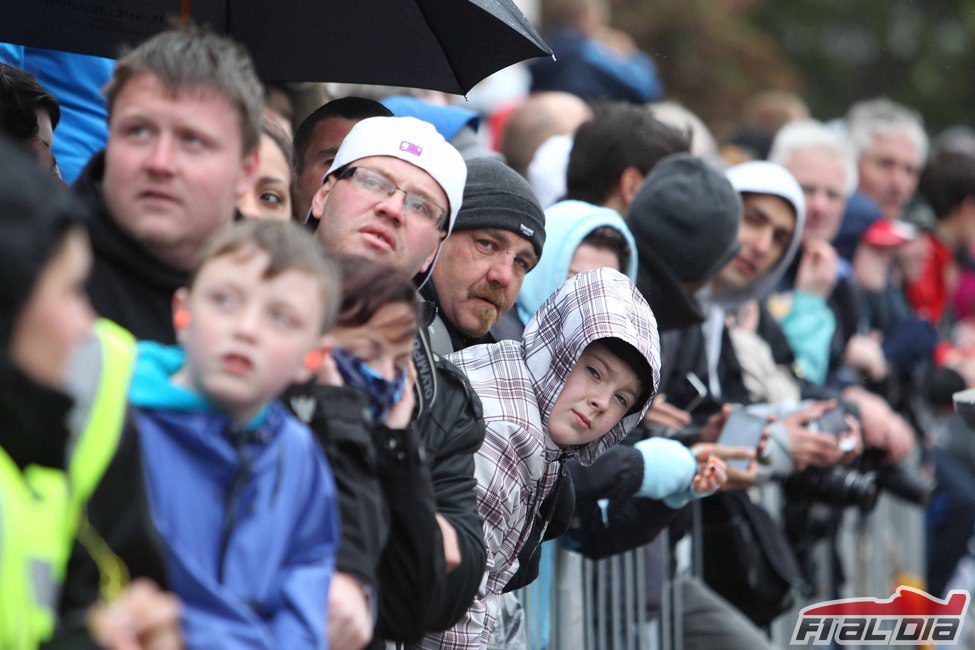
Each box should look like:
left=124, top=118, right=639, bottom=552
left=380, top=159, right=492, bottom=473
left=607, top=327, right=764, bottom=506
left=332, top=348, right=407, bottom=427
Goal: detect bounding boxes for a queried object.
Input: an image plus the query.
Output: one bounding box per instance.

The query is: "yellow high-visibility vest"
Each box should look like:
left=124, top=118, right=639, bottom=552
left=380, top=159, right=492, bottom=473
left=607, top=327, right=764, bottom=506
left=0, top=319, right=135, bottom=648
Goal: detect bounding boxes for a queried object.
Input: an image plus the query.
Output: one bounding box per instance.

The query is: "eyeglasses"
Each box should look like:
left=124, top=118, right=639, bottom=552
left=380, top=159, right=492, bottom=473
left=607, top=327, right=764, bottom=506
left=336, top=166, right=448, bottom=230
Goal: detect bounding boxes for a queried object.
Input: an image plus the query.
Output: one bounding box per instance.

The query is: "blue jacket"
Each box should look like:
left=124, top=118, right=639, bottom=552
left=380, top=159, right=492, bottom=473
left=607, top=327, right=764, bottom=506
left=530, top=28, right=664, bottom=103
left=382, top=95, right=479, bottom=141
left=129, top=343, right=338, bottom=649
left=0, top=44, right=112, bottom=184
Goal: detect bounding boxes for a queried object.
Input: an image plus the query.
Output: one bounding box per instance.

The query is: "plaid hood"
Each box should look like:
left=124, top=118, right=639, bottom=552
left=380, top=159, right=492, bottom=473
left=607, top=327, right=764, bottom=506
left=430, top=268, right=659, bottom=648
left=450, top=267, right=659, bottom=468
left=521, top=266, right=660, bottom=465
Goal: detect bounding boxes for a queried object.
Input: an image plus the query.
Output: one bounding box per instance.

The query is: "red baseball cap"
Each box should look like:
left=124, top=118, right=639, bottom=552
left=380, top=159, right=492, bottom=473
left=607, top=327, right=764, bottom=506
left=861, top=219, right=916, bottom=248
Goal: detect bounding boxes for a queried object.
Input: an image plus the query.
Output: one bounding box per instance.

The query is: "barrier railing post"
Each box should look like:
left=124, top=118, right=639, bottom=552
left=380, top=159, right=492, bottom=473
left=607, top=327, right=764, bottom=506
left=660, top=527, right=672, bottom=650
left=635, top=546, right=648, bottom=650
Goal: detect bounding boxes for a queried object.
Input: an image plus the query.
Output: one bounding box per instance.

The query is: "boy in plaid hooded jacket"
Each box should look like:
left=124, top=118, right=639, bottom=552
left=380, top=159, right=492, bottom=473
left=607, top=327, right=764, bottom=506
left=419, top=267, right=660, bottom=648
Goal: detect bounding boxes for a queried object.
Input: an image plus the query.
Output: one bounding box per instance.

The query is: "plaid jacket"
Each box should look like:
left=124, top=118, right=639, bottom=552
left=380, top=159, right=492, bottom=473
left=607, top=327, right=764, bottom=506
left=417, top=268, right=660, bottom=648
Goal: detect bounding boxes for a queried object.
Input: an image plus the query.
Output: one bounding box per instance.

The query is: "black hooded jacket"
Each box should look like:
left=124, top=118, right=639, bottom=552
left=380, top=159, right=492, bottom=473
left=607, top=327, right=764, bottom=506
left=0, top=360, right=73, bottom=472
left=283, top=308, right=487, bottom=644
left=634, top=239, right=706, bottom=332
left=405, top=325, right=488, bottom=635
left=564, top=243, right=709, bottom=558
left=74, top=152, right=188, bottom=344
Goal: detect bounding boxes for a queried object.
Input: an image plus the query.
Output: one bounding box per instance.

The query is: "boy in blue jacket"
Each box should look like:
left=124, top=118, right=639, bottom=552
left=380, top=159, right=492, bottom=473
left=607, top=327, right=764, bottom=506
left=127, top=219, right=341, bottom=648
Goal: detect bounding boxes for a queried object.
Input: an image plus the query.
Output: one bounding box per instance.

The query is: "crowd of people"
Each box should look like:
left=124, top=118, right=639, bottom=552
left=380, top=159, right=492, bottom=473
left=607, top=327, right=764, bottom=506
left=1, top=2, right=973, bottom=649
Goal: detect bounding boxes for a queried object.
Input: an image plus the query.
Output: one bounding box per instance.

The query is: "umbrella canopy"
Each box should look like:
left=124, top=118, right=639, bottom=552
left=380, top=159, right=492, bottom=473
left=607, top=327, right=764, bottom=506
left=4, top=0, right=551, bottom=94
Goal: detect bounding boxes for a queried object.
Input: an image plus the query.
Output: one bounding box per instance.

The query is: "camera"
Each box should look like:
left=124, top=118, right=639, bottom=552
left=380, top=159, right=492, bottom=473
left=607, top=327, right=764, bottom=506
left=784, top=466, right=879, bottom=512
left=862, top=449, right=934, bottom=507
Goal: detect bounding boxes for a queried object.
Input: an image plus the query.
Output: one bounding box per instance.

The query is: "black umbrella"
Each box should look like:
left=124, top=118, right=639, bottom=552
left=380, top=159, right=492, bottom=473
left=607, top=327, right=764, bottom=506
left=5, top=0, right=551, bottom=94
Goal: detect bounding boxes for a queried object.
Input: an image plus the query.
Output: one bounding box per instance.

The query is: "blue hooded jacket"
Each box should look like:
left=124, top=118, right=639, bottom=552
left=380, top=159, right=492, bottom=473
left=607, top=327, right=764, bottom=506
left=516, top=200, right=638, bottom=326
left=129, top=343, right=338, bottom=649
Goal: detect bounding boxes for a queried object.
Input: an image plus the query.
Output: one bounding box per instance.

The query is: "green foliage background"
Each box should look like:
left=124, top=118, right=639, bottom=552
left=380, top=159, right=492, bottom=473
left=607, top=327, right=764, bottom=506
left=610, top=0, right=975, bottom=135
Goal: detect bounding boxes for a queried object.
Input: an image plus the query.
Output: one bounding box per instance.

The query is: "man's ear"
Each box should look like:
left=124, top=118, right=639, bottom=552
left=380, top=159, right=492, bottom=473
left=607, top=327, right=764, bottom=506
left=619, top=166, right=645, bottom=210
left=235, top=147, right=261, bottom=198
left=310, top=177, right=336, bottom=222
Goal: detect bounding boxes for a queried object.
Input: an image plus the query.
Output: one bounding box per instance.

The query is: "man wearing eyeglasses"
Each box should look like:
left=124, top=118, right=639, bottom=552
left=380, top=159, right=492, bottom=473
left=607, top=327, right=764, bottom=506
left=309, top=115, right=464, bottom=287
left=423, top=156, right=546, bottom=354
left=302, top=116, right=489, bottom=650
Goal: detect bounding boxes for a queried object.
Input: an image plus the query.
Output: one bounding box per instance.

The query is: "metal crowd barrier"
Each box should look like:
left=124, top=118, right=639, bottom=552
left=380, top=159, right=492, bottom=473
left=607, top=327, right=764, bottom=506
left=515, top=482, right=927, bottom=650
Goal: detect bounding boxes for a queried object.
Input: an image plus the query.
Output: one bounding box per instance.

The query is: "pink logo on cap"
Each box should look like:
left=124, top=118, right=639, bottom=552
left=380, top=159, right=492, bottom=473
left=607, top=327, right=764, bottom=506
left=400, top=141, right=423, bottom=156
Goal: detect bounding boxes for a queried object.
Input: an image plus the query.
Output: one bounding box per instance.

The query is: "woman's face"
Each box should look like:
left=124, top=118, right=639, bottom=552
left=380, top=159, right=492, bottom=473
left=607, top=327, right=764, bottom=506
left=10, top=228, right=96, bottom=388
left=237, top=134, right=293, bottom=221
left=330, top=302, right=416, bottom=381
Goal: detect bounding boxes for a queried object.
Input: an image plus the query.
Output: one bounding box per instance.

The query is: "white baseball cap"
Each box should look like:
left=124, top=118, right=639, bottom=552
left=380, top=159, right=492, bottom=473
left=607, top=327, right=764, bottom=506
left=323, top=116, right=467, bottom=234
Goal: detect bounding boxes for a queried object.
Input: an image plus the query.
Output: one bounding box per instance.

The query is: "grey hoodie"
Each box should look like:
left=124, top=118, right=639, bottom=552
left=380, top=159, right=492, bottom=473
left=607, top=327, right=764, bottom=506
left=700, top=161, right=807, bottom=398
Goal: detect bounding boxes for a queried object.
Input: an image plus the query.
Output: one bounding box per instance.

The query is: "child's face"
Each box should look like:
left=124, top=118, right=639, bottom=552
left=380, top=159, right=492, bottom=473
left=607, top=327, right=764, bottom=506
left=173, top=246, right=325, bottom=423
left=548, top=341, right=642, bottom=447
left=11, top=228, right=95, bottom=389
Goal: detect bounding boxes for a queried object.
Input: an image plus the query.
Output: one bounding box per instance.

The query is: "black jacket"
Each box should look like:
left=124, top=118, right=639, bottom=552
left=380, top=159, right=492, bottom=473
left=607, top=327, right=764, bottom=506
left=0, top=358, right=119, bottom=645
left=284, top=381, right=449, bottom=643
left=565, top=436, right=681, bottom=560
left=566, top=322, right=752, bottom=559
left=416, top=291, right=560, bottom=599
left=634, top=239, right=705, bottom=333
left=404, top=326, right=487, bottom=635
left=74, top=152, right=187, bottom=344
left=285, top=328, right=487, bottom=643
left=284, top=384, right=392, bottom=594
left=0, top=359, right=74, bottom=472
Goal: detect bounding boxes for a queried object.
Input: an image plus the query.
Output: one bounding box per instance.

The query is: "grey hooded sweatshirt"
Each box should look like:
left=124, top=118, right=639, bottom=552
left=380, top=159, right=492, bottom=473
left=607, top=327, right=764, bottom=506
left=700, top=160, right=808, bottom=398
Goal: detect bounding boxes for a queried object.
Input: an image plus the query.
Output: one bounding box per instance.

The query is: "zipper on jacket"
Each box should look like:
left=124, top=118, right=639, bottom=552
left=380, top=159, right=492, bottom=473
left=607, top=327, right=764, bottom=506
left=525, top=457, right=568, bottom=565
left=216, top=426, right=257, bottom=584
left=513, top=453, right=569, bottom=563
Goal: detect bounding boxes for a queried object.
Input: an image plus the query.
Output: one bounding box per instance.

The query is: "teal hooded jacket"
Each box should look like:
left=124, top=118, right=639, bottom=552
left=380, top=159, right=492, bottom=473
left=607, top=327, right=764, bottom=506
left=516, top=200, right=638, bottom=326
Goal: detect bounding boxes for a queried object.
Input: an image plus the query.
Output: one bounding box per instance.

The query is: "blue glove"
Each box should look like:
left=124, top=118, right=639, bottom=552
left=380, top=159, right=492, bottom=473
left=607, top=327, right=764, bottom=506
left=633, top=437, right=698, bottom=508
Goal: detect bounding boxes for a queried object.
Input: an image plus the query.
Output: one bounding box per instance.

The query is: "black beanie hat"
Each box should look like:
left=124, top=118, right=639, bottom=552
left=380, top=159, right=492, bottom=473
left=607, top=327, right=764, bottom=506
left=452, top=157, right=546, bottom=258
left=0, top=135, right=88, bottom=348
left=628, top=154, right=742, bottom=284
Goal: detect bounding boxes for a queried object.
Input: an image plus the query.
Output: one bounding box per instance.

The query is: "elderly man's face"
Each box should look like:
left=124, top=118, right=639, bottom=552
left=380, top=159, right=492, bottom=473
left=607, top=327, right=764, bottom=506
left=431, top=228, right=537, bottom=338
left=311, top=155, right=448, bottom=278
left=858, top=133, right=922, bottom=222
left=785, top=147, right=848, bottom=245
